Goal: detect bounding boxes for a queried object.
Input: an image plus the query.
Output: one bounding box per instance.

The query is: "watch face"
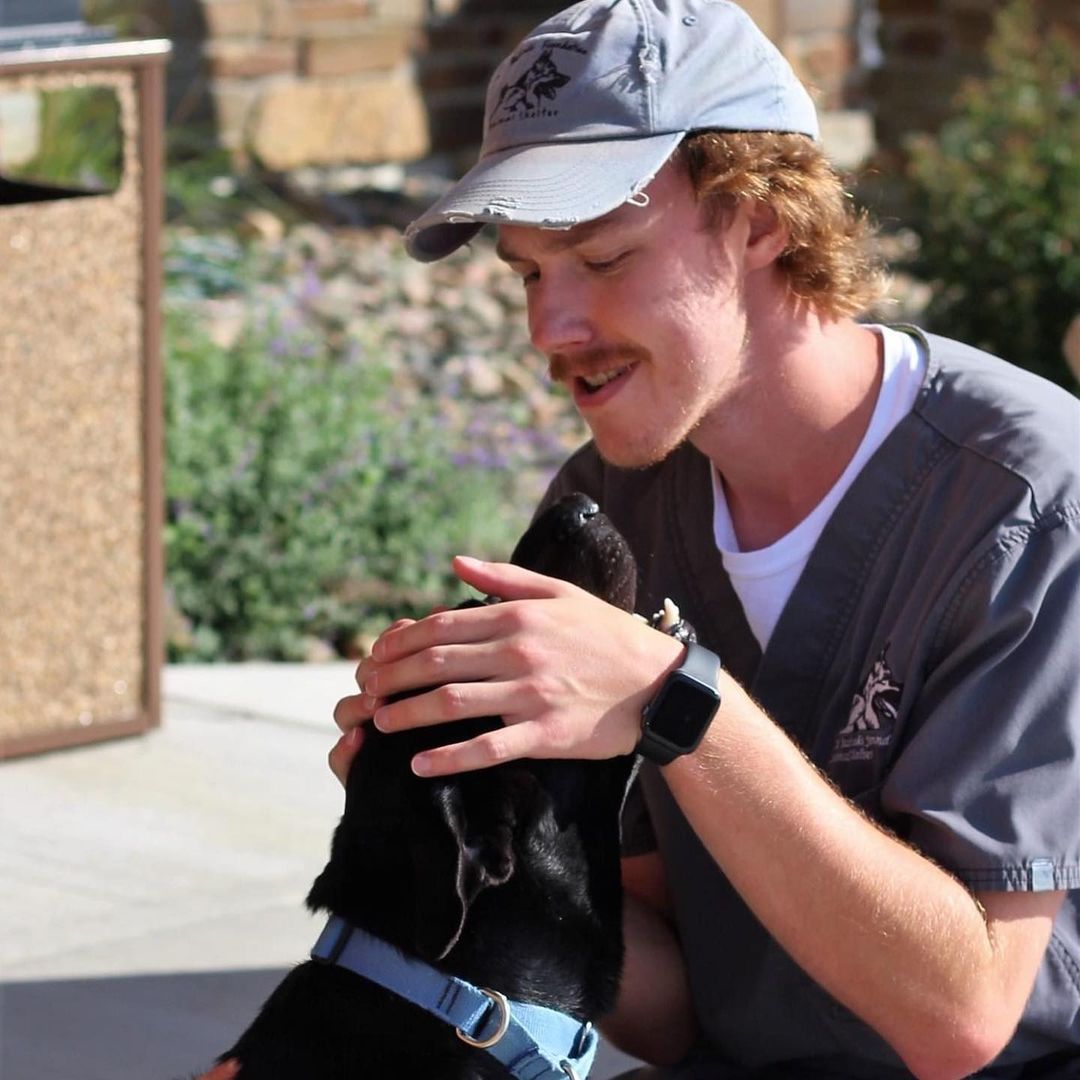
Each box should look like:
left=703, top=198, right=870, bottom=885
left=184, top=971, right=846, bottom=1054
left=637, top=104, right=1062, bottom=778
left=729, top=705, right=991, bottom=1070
left=650, top=678, right=718, bottom=749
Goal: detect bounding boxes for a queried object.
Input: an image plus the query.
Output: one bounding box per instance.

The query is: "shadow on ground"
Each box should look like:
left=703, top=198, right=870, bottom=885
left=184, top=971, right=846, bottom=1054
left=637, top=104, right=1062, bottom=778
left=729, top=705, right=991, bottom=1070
left=0, top=968, right=642, bottom=1080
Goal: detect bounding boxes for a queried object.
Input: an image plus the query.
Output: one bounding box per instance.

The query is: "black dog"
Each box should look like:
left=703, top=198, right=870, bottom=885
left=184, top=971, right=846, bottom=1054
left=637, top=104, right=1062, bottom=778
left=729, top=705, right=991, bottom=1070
left=203, top=493, right=639, bottom=1079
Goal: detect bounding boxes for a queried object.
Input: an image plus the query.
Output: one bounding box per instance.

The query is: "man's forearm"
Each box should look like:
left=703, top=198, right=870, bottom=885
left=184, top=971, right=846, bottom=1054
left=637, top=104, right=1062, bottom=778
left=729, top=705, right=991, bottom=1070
left=664, top=674, right=1048, bottom=1080
left=600, top=892, right=697, bottom=1066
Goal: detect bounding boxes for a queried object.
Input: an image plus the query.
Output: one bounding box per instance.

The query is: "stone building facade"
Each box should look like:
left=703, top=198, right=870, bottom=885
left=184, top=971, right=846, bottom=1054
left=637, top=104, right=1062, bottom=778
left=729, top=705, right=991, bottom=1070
left=152, top=0, right=1077, bottom=173
left=871, top=0, right=1078, bottom=150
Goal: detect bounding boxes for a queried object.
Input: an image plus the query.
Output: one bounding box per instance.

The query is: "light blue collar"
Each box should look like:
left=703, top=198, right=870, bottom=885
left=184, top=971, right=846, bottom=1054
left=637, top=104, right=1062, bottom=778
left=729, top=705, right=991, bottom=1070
left=311, top=915, right=599, bottom=1080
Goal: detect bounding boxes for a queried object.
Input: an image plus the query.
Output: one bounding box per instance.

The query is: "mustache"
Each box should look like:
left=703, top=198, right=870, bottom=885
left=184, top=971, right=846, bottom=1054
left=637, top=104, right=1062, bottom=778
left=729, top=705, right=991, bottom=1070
left=548, top=344, right=650, bottom=383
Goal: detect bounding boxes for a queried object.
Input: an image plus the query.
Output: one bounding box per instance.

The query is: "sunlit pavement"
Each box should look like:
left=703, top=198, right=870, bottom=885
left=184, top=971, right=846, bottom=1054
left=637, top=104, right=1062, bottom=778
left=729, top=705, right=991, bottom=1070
left=0, top=663, right=642, bottom=1079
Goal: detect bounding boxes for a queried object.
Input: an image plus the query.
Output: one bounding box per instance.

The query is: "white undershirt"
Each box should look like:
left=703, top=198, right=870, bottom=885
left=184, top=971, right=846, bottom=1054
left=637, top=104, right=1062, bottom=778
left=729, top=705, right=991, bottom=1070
left=711, top=326, right=928, bottom=651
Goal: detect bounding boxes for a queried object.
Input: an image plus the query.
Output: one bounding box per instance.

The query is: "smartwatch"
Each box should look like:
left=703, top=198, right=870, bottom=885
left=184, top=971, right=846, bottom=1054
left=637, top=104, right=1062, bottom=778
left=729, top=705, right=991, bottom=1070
left=637, top=642, right=722, bottom=765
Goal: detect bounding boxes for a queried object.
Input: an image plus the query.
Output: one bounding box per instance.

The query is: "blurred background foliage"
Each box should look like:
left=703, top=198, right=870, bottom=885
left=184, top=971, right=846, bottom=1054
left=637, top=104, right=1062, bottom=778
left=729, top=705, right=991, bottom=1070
left=901, top=0, right=1080, bottom=391
left=166, top=292, right=515, bottom=661
left=161, top=196, right=580, bottom=660
left=83, top=0, right=156, bottom=36
left=6, top=86, right=123, bottom=192
left=162, top=223, right=575, bottom=661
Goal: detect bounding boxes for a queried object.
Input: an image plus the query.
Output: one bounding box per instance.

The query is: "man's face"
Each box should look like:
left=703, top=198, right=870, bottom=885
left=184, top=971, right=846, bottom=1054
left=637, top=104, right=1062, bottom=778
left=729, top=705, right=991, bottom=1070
left=496, top=161, right=751, bottom=469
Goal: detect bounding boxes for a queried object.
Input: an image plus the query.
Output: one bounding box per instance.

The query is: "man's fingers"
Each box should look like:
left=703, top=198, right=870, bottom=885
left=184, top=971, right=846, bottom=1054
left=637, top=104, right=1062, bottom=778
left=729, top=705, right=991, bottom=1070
left=453, top=555, right=575, bottom=602
left=365, top=640, right=511, bottom=704
left=334, top=691, right=381, bottom=733
left=411, top=722, right=547, bottom=777
left=328, top=725, right=364, bottom=787
left=196, top=1062, right=240, bottom=1080
left=371, top=603, right=508, bottom=663
left=353, top=620, right=415, bottom=687
left=373, top=679, right=511, bottom=734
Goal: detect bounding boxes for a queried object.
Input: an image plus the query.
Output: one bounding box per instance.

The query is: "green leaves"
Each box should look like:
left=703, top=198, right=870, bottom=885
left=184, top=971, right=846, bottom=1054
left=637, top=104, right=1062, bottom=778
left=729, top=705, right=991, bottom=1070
left=903, top=1, right=1080, bottom=391
left=163, top=238, right=540, bottom=661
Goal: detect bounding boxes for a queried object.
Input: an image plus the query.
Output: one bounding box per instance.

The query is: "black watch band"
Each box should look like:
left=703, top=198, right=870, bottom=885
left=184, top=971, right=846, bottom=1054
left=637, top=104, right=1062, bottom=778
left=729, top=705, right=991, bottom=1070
left=637, top=642, right=722, bottom=765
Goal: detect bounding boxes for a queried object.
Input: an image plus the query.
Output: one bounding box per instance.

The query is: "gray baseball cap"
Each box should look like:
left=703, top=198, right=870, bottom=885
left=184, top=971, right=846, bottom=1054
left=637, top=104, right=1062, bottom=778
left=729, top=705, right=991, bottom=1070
left=405, top=0, right=819, bottom=262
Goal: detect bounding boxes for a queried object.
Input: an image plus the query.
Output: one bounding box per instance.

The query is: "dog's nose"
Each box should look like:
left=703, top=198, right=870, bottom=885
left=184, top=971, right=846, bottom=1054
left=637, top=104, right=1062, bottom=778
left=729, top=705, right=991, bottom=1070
left=563, top=492, right=600, bottom=527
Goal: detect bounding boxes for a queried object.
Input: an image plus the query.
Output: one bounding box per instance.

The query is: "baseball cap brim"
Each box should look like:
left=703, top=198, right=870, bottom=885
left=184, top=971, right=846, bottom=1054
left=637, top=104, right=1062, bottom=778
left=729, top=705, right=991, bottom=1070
left=404, top=130, right=684, bottom=263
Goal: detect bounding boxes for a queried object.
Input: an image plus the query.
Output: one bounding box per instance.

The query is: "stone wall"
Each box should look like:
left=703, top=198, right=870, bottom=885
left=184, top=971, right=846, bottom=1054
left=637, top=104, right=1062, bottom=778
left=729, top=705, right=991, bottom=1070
left=158, top=0, right=429, bottom=170
left=154, top=0, right=1077, bottom=174
left=158, top=0, right=875, bottom=172
left=872, top=0, right=1080, bottom=151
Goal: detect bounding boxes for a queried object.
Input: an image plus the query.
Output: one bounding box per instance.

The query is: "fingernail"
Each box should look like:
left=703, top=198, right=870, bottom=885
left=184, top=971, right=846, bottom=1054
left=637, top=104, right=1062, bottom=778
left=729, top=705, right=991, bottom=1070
left=412, top=753, right=432, bottom=776
left=372, top=639, right=385, bottom=661
left=360, top=692, right=377, bottom=712
left=373, top=708, right=388, bottom=732
left=345, top=726, right=361, bottom=748
left=366, top=671, right=380, bottom=693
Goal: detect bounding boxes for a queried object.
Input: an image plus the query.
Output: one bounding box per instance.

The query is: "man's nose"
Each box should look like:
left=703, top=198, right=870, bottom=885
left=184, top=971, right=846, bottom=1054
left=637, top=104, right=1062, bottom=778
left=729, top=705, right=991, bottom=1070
left=526, top=275, right=593, bottom=359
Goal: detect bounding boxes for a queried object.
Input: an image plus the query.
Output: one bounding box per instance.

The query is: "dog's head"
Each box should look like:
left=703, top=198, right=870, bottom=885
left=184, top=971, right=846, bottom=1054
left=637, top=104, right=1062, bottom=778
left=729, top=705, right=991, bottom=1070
left=507, top=492, right=636, bottom=610
left=308, top=494, right=637, bottom=1005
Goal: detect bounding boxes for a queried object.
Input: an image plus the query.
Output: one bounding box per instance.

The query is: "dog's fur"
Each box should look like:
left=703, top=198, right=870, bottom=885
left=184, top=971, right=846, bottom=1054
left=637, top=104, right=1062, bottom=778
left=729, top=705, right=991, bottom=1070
left=203, top=494, right=638, bottom=1079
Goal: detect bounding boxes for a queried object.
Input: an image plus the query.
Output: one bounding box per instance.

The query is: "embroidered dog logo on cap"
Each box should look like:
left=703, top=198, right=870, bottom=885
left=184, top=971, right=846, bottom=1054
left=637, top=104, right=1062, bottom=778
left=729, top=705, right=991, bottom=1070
left=492, top=46, right=571, bottom=124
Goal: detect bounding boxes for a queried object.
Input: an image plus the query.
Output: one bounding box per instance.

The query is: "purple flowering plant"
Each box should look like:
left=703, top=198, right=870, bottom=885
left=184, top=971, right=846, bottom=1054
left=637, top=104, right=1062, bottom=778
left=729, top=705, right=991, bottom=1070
left=163, top=224, right=585, bottom=661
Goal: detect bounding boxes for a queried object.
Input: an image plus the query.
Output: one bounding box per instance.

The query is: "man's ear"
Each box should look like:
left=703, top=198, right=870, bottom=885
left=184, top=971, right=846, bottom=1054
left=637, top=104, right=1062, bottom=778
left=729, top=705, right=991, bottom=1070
left=743, top=201, right=789, bottom=272
left=410, top=779, right=518, bottom=962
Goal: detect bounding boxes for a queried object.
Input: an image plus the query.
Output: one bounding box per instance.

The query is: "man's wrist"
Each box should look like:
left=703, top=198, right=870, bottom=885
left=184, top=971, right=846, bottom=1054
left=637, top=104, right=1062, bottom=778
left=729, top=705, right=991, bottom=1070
left=637, top=642, right=722, bottom=765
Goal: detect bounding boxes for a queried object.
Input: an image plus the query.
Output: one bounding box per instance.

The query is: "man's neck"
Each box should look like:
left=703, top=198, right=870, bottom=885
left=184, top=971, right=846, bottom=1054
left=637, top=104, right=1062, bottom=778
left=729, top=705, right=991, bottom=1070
left=694, top=311, right=883, bottom=552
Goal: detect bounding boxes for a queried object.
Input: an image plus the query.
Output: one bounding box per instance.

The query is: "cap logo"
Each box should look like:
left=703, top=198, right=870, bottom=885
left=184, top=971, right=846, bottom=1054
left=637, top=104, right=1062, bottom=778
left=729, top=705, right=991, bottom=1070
left=491, top=43, right=582, bottom=128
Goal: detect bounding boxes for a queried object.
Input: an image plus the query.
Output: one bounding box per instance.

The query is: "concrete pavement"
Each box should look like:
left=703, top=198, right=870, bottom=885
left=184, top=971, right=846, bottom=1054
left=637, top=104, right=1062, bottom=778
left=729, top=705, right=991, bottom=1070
left=0, top=663, right=642, bottom=1079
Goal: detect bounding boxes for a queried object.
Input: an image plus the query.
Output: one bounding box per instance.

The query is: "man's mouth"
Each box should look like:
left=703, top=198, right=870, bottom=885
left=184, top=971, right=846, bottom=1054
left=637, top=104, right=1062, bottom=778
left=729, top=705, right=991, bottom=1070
left=580, top=367, right=631, bottom=392
left=550, top=347, right=647, bottom=407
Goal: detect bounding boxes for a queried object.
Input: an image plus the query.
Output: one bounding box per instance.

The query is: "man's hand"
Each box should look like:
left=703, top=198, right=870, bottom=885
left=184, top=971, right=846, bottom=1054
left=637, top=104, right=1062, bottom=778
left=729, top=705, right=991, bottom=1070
left=195, top=1061, right=239, bottom=1080
left=330, top=615, right=416, bottom=785
left=331, top=555, right=684, bottom=780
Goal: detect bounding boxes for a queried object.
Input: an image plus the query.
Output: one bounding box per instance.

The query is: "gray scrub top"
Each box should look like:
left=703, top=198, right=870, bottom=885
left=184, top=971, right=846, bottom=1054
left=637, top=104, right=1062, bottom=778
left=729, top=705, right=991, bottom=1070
left=540, top=331, right=1080, bottom=1074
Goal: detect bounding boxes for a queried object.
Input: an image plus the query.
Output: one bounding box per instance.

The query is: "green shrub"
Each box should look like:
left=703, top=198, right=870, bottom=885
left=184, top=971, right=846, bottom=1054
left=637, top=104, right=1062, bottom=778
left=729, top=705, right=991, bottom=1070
left=164, top=237, right=532, bottom=661
left=164, top=126, right=302, bottom=233
left=902, top=0, right=1080, bottom=391
left=12, top=87, right=122, bottom=193
left=83, top=0, right=154, bottom=37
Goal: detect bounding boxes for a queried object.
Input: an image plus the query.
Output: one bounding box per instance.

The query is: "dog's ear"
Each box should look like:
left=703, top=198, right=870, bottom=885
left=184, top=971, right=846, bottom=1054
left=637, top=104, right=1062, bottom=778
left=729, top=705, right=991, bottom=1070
left=411, top=777, right=520, bottom=962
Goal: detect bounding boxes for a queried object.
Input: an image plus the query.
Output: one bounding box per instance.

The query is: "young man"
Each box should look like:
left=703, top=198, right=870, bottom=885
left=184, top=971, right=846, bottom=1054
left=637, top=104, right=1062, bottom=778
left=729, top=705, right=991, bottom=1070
left=331, top=2, right=1080, bottom=1075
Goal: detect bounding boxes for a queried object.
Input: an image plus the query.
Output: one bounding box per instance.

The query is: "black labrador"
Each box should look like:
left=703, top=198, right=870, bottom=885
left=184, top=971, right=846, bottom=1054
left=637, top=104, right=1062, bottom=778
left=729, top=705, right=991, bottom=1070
left=198, top=493, right=639, bottom=1079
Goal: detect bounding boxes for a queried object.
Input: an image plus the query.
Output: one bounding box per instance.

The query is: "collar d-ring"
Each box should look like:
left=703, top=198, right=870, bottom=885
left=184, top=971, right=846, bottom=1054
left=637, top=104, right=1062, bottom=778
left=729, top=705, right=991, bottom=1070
left=456, top=988, right=510, bottom=1049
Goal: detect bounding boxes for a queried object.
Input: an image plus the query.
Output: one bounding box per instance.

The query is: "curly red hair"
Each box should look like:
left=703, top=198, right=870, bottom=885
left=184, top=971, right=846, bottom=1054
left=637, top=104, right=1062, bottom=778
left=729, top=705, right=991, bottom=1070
left=676, top=131, right=887, bottom=320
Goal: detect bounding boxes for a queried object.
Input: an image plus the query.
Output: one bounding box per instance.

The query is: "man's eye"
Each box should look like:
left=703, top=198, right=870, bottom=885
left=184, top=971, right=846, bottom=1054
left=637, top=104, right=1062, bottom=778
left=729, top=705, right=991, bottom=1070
left=585, top=252, right=630, bottom=274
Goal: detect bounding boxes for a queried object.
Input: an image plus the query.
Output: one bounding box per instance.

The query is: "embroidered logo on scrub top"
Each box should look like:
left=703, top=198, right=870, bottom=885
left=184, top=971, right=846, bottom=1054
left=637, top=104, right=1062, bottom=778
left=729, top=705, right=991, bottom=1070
left=830, top=646, right=903, bottom=765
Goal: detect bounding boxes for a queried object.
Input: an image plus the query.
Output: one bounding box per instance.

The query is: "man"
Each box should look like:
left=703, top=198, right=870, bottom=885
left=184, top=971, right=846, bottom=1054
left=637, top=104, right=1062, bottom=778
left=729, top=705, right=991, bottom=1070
left=331, top=1, right=1080, bottom=1076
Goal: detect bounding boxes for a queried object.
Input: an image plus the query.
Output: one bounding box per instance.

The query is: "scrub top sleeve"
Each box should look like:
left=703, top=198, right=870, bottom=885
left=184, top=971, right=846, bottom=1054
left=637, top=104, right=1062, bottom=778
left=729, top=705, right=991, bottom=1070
left=881, top=510, right=1080, bottom=892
